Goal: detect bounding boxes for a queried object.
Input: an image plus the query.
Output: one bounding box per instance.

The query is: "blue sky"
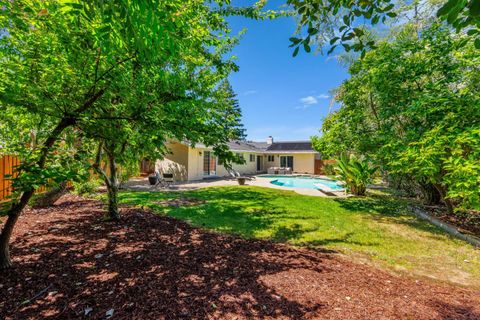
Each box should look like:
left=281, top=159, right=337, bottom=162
left=227, top=2, right=349, bottom=142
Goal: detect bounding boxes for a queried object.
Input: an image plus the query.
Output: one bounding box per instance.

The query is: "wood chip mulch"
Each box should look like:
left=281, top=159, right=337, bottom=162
left=424, top=205, right=480, bottom=236
left=1, top=194, right=479, bottom=319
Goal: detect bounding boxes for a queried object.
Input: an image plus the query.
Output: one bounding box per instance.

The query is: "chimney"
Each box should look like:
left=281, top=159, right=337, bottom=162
left=266, top=136, right=273, bottom=145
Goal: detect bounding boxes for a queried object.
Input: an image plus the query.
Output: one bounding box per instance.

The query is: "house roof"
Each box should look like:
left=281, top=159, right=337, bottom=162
left=226, top=140, right=267, bottom=152
left=181, top=138, right=318, bottom=154
left=226, top=140, right=317, bottom=154
left=265, top=141, right=315, bottom=152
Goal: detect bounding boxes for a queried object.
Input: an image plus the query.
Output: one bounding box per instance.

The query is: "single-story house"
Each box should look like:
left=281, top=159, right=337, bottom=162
left=156, top=136, right=322, bottom=181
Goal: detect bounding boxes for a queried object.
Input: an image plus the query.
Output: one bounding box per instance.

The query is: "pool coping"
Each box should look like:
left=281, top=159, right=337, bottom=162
left=125, top=176, right=348, bottom=198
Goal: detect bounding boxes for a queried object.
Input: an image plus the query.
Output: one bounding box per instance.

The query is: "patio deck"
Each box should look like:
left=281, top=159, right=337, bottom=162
left=124, top=176, right=346, bottom=197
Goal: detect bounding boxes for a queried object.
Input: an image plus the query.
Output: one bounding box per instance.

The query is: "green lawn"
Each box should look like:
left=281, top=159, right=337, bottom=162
left=117, top=186, right=480, bottom=288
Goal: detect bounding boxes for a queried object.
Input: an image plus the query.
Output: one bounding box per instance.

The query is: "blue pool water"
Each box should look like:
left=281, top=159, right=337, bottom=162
left=265, top=175, right=344, bottom=191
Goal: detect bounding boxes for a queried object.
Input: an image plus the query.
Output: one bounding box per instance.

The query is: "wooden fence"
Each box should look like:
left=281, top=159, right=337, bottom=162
left=1, top=155, right=152, bottom=202
left=314, top=159, right=336, bottom=175
left=0, top=155, right=48, bottom=203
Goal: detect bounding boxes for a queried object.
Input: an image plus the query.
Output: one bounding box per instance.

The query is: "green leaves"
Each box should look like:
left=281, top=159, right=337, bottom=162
left=437, top=0, right=463, bottom=17
left=287, top=0, right=401, bottom=55
left=436, top=0, right=480, bottom=48
left=1, top=0, right=252, bottom=201
left=334, top=154, right=376, bottom=196
left=303, top=42, right=311, bottom=53
left=289, top=37, right=302, bottom=45
left=470, top=0, right=480, bottom=17
left=330, top=37, right=339, bottom=45
left=314, top=25, right=480, bottom=210
left=288, top=0, right=480, bottom=56
left=292, top=46, right=300, bottom=57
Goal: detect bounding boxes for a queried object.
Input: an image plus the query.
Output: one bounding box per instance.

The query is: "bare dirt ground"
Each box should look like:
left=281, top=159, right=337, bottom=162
left=1, top=195, right=479, bottom=319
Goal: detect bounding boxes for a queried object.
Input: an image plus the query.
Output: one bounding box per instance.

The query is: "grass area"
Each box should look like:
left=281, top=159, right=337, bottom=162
left=117, top=186, right=480, bottom=287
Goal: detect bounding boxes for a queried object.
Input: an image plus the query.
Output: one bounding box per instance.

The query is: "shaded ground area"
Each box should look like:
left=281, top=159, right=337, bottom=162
left=118, top=187, right=480, bottom=287
left=0, top=195, right=479, bottom=319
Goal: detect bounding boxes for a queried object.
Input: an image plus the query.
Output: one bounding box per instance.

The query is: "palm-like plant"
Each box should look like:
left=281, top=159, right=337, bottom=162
left=335, top=154, right=376, bottom=196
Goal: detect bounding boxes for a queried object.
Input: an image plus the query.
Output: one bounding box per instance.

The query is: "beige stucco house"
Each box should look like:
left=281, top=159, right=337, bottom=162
left=156, top=136, right=321, bottom=181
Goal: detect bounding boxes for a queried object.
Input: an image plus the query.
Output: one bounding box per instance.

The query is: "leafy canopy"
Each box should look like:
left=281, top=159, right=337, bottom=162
left=288, top=0, right=480, bottom=56
left=313, top=25, right=480, bottom=209
left=0, top=0, right=258, bottom=193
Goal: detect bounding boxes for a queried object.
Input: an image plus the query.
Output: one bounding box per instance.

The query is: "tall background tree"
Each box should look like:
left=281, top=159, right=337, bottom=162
left=312, top=24, right=480, bottom=212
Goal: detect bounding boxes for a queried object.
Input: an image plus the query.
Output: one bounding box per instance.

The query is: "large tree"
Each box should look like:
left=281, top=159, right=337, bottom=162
left=0, top=0, right=262, bottom=269
left=312, top=24, right=480, bottom=212
left=83, top=66, right=246, bottom=220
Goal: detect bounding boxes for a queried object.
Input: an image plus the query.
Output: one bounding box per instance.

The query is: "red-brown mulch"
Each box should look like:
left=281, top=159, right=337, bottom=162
left=0, top=195, right=479, bottom=320
left=424, top=205, right=480, bottom=236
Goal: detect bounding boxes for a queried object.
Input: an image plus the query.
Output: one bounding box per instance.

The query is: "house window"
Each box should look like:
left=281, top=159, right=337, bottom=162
left=249, top=154, right=255, bottom=162
left=236, top=153, right=245, bottom=161
left=280, top=156, right=294, bottom=169
left=267, top=155, right=275, bottom=162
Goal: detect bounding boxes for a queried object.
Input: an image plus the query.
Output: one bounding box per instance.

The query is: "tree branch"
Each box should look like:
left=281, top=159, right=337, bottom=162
left=95, top=53, right=137, bottom=86
left=74, top=87, right=106, bottom=115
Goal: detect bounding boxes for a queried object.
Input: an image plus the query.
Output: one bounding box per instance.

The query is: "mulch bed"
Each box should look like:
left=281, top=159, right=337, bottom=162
left=424, top=205, right=480, bottom=236
left=1, top=195, right=479, bottom=320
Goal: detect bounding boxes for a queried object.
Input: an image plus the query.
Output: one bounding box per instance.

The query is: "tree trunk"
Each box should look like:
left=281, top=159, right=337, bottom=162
left=0, top=189, right=35, bottom=269
left=419, top=181, right=442, bottom=206
left=0, top=117, right=74, bottom=270
left=32, top=181, right=70, bottom=208
left=433, top=183, right=454, bottom=215
left=0, top=88, right=104, bottom=269
left=92, top=141, right=120, bottom=221
left=106, top=183, right=120, bottom=221
left=106, top=154, right=120, bottom=221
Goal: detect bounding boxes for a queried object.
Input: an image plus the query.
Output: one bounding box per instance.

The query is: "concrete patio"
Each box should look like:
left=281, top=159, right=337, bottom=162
left=124, top=176, right=346, bottom=197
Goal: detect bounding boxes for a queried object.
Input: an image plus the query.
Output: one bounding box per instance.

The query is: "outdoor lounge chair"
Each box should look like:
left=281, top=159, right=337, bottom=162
left=227, top=168, right=255, bottom=181
left=154, top=171, right=174, bottom=188
left=268, top=167, right=282, bottom=174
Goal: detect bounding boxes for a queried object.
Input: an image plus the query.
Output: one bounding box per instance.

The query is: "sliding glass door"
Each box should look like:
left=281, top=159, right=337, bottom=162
left=203, top=151, right=216, bottom=176
left=280, top=156, right=294, bottom=169
left=256, top=155, right=263, bottom=171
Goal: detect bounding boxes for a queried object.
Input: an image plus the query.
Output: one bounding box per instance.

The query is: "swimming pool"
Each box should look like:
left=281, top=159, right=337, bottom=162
left=264, top=175, right=344, bottom=191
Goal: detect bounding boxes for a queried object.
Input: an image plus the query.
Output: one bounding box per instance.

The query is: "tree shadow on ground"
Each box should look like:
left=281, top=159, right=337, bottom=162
left=430, top=300, right=480, bottom=320
left=334, top=195, right=450, bottom=239
left=0, top=198, right=328, bottom=319
left=118, top=188, right=293, bottom=240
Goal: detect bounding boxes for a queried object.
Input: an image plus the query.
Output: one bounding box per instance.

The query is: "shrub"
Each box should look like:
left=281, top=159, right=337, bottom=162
left=322, top=163, right=336, bottom=176
left=118, top=161, right=140, bottom=189
left=335, top=154, right=376, bottom=196
left=73, top=178, right=103, bottom=196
